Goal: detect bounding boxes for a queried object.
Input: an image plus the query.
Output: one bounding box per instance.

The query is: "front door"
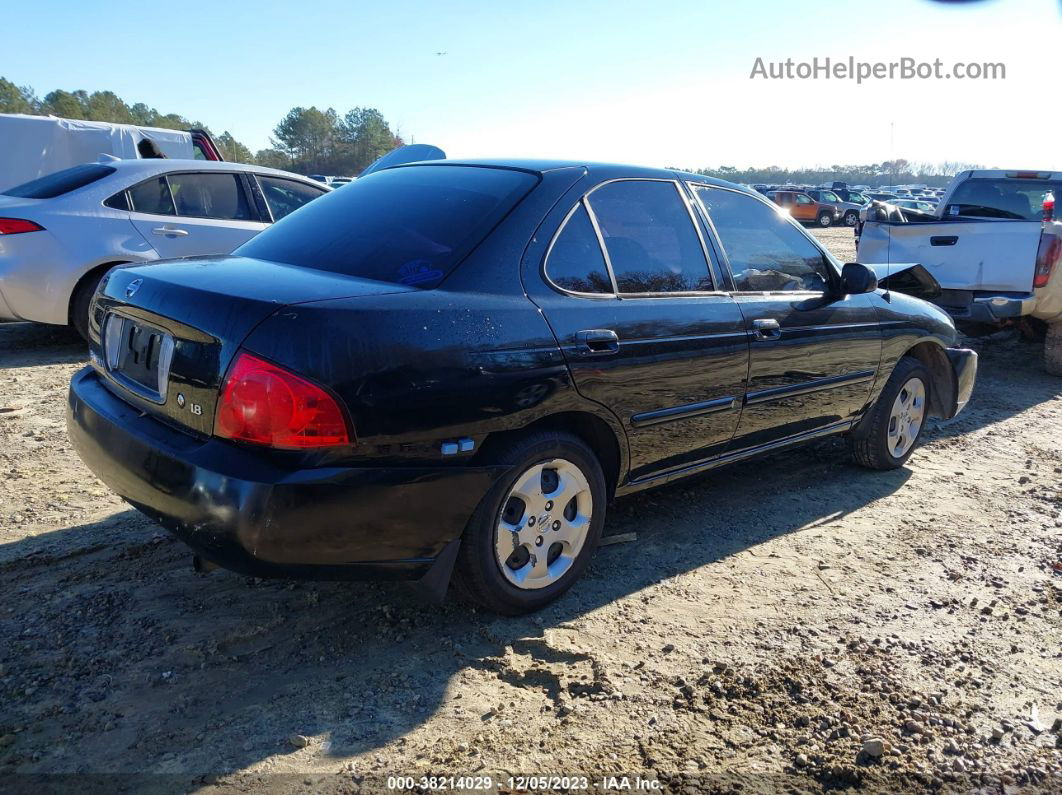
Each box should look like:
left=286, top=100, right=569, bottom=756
left=527, top=178, right=750, bottom=482
left=127, top=171, right=267, bottom=258
left=691, top=184, right=882, bottom=451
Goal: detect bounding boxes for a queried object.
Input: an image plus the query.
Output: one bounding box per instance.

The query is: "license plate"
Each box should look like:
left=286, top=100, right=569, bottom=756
left=103, top=314, right=175, bottom=403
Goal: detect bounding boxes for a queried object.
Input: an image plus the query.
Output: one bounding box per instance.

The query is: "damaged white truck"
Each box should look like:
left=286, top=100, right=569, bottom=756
left=857, top=170, right=1062, bottom=374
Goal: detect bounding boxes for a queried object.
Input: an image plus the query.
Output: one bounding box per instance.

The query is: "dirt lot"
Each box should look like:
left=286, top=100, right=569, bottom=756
left=1, top=227, right=1061, bottom=793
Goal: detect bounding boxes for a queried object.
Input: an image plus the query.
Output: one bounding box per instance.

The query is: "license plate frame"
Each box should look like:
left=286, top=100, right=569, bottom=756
left=103, top=313, right=175, bottom=404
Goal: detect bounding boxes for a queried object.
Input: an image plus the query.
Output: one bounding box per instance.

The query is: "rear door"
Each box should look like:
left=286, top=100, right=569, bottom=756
left=127, top=171, right=267, bottom=258
left=528, top=178, right=749, bottom=482
left=857, top=219, right=1042, bottom=292
left=692, top=184, right=882, bottom=450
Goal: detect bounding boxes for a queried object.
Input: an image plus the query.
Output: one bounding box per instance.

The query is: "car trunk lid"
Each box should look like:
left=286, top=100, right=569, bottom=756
left=92, top=255, right=413, bottom=436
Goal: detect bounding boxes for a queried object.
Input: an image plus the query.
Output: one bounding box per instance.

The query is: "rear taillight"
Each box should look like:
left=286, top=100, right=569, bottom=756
left=1033, top=233, right=1062, bottom=289
left=215, top=352, right=352, bottom=449
left=0, top=218, right=44, bottom=235
left=1044, top=191, right=1055, bottom=222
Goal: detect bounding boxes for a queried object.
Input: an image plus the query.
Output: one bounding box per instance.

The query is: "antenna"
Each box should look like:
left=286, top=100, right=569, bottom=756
left=885, top=202, right=892, bottom=303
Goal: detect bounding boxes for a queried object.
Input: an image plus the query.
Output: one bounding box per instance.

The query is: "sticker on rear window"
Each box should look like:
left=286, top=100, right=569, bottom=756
left=399, top=260, right=445, bottom=286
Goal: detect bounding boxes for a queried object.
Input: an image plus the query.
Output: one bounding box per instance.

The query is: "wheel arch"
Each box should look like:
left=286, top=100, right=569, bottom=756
left=900, top=340, right=956, bottom=419
left=67, top=260, right=132, bottom=324
left=476, top=411, right=626, bottom=500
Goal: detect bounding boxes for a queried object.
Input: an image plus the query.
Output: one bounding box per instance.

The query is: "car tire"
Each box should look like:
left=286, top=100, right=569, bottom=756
left=843, top=210, right=859, bottom=227
left=850, top=357, right=931, bottom=470
left=817, top=211, right=833, bottom=228
left=1045, top=322, right=1062, bottom=376
left=454, top=431, right=606, bottom=615
left=69, top=269, right=109, bottom=342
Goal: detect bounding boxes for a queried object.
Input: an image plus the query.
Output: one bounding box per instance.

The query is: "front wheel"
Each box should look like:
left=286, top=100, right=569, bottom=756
left=454, top=431, right=606, bottom=615
left=817, top=212, right=833, bottom=228
left=850, top=357, right=931, bottom=470
left=843, top=210, right=859, bottom=227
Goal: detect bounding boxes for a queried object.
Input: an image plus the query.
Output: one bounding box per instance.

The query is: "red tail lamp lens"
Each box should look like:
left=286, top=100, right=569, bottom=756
left=215, top=352, right=351, bottom=449
left=0, top=218, right=44, bottom=235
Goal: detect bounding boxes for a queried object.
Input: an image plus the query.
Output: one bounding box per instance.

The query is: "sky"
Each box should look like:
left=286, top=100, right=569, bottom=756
left=4, top=0, right=1061, bottom=171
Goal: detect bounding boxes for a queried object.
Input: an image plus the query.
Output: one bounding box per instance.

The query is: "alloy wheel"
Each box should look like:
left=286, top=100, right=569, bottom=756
left=887, top=377, right=926, bottom=458
left=494, top=458, right=593, bottom=590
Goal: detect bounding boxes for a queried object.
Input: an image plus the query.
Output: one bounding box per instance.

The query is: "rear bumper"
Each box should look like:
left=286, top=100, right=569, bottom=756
left=946, top=348, right=978, bottom=419
left=935, top=291, right=1036, bottom=325
left=67, top=367, right=508, bottom=580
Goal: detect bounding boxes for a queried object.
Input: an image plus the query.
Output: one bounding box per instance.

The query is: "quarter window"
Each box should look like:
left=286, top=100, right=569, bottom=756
left=693, top=186, right=833, bottom=293
left=168, top=173, right=252, bottom=221
left=586, top=180, right=712, bottom=294
left=545, top=203, right=612, bottom=294
left=128, top=177, right=175, bottom=216
left=257, top=176, right=327, bottom=221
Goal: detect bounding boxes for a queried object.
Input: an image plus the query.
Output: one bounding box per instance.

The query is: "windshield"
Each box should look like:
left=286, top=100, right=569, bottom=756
left=3, top=164, right=116, bottom=199
left=236, top=165, right=538, bottom=288
left=945, top=177, right=1060, bottom=220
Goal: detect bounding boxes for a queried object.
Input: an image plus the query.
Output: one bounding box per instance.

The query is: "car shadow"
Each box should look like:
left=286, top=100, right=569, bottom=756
left=0, top=322, right=86, bottom=369
left=2, top=438, right=909, bottom=784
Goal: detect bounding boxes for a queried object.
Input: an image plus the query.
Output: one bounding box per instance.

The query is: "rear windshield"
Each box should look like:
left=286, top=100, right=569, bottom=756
left=236, top=165, right=538, bottom=288
left=3, top=164, right=116, bottom=199
left=945, top=178, right=1061, bottom=221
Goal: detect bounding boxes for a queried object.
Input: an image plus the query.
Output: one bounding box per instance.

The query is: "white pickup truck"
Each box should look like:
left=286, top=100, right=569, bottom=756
left=857, top=169, right=1062, bottom=374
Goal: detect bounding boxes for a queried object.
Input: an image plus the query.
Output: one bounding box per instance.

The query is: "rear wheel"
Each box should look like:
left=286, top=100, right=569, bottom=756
left=817, top=211, right=833, bottom=228
left=1046, top=322, right=1062, bottom=376
left=69, top=268, right=111, bottom=342
left=454, top=431, right=606, bottom=615
left=850, top=357, right=931, bottom=470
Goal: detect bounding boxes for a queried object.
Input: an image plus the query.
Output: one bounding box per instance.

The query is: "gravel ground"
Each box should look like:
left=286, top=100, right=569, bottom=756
left=1, top=226, right=1061, bottom=793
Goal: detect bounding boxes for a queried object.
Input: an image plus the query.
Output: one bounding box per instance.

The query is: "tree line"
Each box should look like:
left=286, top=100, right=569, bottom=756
left=685, top=159, right=984, bottom=188
left=0, top=77, right=403, bottom=177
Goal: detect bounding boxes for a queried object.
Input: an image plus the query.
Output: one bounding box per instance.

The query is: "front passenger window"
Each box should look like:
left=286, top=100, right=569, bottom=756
left=693, top=186, right=833, bottom=293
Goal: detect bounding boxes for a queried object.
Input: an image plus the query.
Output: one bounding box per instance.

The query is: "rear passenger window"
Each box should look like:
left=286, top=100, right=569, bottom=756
left=257, top=176, right=326, bottom=221
left=168, top=173, right=252, bottom=220
left=587, top=181, right=712, bottom=294
left=693, top=186, right=832, bottom=293
left=546, top=203, right=612, bottom=294
left=128, top=177, right=175, bottom=216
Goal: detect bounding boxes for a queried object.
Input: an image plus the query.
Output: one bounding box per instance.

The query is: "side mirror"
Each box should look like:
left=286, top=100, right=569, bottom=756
left=841, top=262, right=878, bottom=295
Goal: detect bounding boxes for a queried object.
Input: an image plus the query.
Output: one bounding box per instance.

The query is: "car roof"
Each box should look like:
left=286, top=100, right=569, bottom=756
left=102, top=158, right=323, bottom=183
left=385, top=158, right=756, bottom=194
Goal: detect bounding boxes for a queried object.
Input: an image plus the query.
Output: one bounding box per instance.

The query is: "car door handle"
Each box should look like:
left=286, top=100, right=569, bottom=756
left=752, top=318, right=781, bottom=341
left=930, top=236, right=958, bottom=246
left=576, top=329, right=619, bottom=355
left=152, top=227, right=189, bottom=237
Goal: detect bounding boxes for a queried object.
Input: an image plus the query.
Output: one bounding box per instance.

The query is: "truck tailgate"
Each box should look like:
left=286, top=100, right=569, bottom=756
left=857, top=219, right=1041, bottom=293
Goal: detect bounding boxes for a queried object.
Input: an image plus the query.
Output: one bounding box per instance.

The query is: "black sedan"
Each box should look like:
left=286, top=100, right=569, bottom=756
left=67, top=160, right=977, bottom=614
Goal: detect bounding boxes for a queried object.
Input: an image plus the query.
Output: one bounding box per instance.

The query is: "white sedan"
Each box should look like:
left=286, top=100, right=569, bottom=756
left=0, top=159, right=329, bottom=338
